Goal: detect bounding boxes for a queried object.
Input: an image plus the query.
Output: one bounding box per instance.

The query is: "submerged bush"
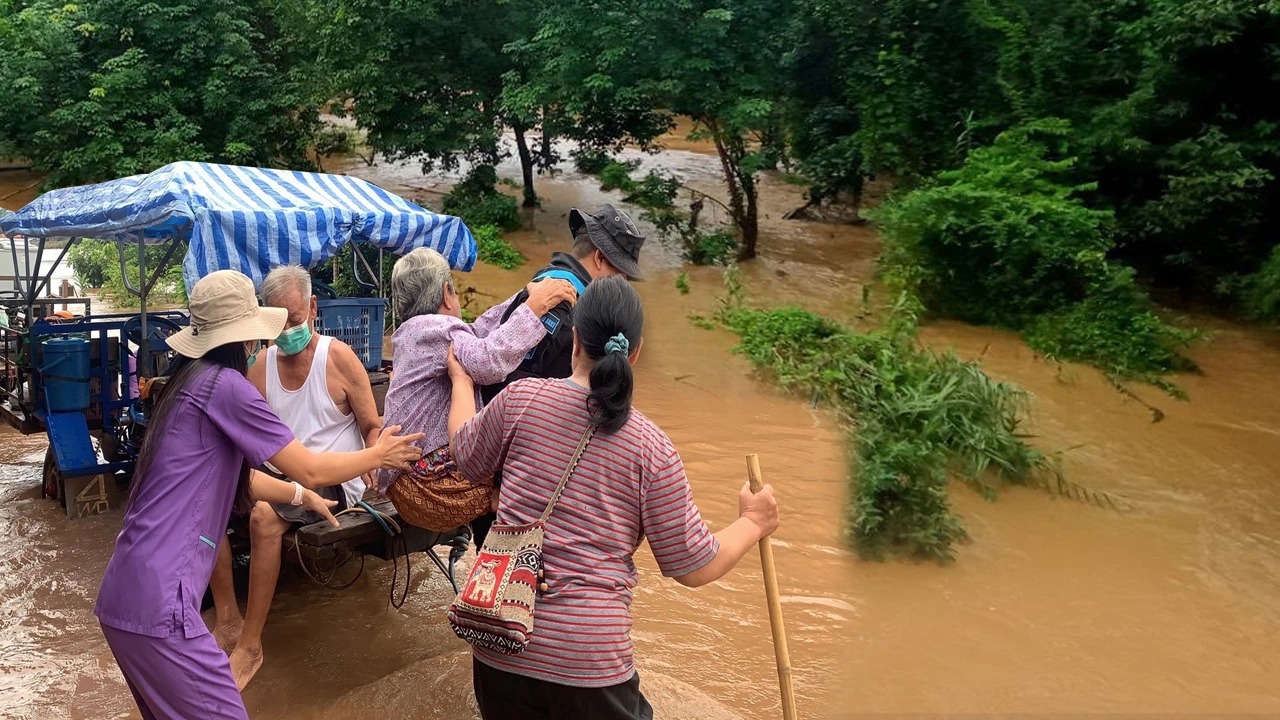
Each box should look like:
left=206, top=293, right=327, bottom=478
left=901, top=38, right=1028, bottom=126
left=442, top=166, right=521, bottom=232
left=624, top=170, right=680, bottom=210
left=594, top=159, right=740, bottom=266
left=473, top=224, right=526, bottom=270
left=599, top=160, right=641, bottom=192
left=1023, top=276, right=1199, bottom=391
left=572, top=149, right=614, bottom=175
left=684, top=231, right=737, bottom=266
left=675, top=272, right=690, bottom=294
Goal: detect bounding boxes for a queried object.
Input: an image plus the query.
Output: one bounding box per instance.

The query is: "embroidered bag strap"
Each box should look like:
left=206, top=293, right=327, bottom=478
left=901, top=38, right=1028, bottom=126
left=537, top=423, right=597, bottom=523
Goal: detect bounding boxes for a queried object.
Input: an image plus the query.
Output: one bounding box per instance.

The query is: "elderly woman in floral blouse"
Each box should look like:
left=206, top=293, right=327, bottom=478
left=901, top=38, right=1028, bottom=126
left=375, top=248, right=576, bottom=499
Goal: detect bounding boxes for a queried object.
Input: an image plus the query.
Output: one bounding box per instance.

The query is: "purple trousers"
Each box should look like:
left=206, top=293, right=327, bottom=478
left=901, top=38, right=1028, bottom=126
left=101, top=623, right=248, bottom=720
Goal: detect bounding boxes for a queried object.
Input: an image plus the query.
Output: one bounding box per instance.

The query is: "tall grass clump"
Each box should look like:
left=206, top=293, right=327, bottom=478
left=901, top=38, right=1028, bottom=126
left=710, top=273, right=1111, bottom=562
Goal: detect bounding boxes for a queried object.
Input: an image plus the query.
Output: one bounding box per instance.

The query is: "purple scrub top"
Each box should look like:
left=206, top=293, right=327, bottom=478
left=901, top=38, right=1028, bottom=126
left=95, top=367, right=295, bottom=639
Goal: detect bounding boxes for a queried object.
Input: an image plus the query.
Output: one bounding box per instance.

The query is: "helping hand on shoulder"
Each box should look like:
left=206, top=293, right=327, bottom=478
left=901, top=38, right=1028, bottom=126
left=373, top=424, right=425, bottom=468
left=524, top=278, right=578, bottom=316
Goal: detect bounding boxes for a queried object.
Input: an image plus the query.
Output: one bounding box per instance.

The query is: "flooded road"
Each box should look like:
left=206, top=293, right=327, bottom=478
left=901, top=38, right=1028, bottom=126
left=2, top=136, right=1280, bottom=719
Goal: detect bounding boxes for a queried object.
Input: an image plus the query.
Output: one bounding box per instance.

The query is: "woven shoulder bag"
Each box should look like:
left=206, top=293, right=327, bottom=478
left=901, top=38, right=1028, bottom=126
left=447, top=423, right=596, bottom=655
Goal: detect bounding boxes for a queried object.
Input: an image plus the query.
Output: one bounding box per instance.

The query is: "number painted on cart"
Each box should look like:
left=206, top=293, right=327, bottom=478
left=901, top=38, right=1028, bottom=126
left=75, top=475, right=109, bottom=517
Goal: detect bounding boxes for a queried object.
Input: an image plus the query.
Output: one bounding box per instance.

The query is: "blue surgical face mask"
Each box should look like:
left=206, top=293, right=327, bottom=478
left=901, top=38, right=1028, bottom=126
left=245, top=340, right=262, bottom=369
left=275, top=322, right=312, bottom=356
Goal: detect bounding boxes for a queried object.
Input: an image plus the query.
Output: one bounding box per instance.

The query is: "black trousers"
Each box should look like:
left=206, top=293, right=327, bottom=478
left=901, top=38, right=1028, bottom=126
left=472, top=510, right=497, bottom=550
left=472, top=657, right=653, bottom=720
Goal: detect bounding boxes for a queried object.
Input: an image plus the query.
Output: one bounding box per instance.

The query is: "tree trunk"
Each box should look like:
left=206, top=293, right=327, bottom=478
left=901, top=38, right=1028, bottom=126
left=513, top=124, right=538, bottom=207
left=706, top=117, right=759, bottom=261
left=740, top=175, right=759, bottom=261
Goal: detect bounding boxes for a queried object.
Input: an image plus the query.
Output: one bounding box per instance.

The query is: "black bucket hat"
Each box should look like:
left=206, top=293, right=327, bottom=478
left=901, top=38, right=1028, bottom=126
left=569, top=204, right=646, bottom=281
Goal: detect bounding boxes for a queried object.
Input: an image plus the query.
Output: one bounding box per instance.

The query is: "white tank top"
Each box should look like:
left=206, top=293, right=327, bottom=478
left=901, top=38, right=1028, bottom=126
left=266, top=335, right=366, bottom=508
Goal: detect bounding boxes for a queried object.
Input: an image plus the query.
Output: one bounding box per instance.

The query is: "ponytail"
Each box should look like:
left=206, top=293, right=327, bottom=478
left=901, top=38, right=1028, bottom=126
left=574, top=276, right=643, bottom=434
left=588, top=346, right=634, bottom=432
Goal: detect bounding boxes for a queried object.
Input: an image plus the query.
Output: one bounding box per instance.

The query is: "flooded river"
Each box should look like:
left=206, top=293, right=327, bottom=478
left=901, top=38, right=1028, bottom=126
left=2, top=135, right=1280, bottom=719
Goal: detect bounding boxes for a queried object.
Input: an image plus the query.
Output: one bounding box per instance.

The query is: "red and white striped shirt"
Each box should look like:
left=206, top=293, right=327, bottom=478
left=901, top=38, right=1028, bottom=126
left=454, top=378, right=719, bottom=687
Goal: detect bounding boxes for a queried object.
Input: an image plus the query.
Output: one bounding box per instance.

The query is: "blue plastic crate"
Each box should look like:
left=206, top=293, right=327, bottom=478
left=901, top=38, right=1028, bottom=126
left=315, top=298, right=386, bottom=371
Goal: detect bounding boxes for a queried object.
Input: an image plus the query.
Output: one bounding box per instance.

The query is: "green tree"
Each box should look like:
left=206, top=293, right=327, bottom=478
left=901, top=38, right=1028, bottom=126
left=788, top=0, right=1006, bottom=190
left=306, top=0, right=562, bottom=207
left=0, top=0, right=321, bottom=187
left=516, top=0, right=794, bottom=260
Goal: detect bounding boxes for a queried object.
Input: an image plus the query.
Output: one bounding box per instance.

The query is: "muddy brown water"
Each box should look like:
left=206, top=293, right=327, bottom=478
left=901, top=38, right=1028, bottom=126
left=2, top=138, right=1280, bottom=719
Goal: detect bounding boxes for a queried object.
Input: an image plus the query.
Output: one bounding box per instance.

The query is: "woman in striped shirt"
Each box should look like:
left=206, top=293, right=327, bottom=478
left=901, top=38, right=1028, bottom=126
left=446, top=275, right=780, bottom=720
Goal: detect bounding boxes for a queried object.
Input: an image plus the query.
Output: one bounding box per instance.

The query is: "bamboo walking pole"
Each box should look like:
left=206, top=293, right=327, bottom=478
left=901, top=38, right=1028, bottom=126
left=746, top=453, right=798, bottom=720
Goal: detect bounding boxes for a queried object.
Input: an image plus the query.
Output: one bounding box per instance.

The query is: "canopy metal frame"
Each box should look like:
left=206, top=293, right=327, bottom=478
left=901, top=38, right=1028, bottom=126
left=3, top=230, right=186, bottom=381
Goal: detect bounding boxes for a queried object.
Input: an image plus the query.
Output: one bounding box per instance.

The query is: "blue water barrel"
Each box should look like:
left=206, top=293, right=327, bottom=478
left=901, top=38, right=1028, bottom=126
left=41, top=337, right=91, bottom=412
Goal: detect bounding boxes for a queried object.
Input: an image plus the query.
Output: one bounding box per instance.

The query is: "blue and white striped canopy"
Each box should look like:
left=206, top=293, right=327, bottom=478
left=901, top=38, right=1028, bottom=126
left=0, top=161, right=477, bottom=291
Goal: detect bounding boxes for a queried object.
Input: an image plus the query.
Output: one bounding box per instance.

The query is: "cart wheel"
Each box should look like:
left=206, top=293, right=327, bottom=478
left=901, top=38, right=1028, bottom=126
left=42, top=447, right=66, bottom=508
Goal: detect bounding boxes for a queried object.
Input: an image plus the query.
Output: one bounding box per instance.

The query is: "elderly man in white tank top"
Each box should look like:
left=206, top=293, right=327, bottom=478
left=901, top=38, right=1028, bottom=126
left=208, top=265, right=383, bottom=691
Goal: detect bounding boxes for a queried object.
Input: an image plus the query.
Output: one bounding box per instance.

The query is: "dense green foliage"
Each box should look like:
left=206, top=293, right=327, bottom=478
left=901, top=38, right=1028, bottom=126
left=440, top=167, right=522, bottom=233
left=515, top=0, right=793, bottom=260
left=474, top=225, right=526, bottom=270
left=872, top=122, right=1197, bottom=386
left=0, top=0, right=321, bottom=186
left=1243, top=247, right=1280, bottom=321
left=303, top=0, right=551, bottom=206
left=788, top=0, right=1280, bottom=313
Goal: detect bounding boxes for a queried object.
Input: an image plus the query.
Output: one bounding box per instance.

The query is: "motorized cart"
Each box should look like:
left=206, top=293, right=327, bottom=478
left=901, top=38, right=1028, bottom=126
left=0, top=161, right=478, bottom=589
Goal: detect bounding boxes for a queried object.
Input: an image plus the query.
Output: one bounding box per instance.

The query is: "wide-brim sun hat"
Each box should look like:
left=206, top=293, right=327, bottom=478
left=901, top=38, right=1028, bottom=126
left=166, top=270, right=288, bottom=359
left=569, top=204, right=646, bottom=281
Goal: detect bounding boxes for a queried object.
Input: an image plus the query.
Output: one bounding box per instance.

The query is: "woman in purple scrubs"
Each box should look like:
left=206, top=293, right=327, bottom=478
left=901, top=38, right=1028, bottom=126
left=94, top=270, right=424, bottom=719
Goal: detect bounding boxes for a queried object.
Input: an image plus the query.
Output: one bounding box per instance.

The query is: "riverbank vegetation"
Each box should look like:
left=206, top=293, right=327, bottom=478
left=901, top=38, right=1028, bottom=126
left=0, top=0, right=322, bottom=187
left=6, top=1, right=1274, bottom=319
left=871, top=121, right=1199, bottom=393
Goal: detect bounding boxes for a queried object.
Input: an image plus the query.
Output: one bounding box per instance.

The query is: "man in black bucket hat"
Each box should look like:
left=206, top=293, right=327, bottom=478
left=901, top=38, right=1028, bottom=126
left=472, top=204, right=646, bottom=546
left=567, top=203, right=646, bottom=282
left=480, top=203, right=646, bottom=401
